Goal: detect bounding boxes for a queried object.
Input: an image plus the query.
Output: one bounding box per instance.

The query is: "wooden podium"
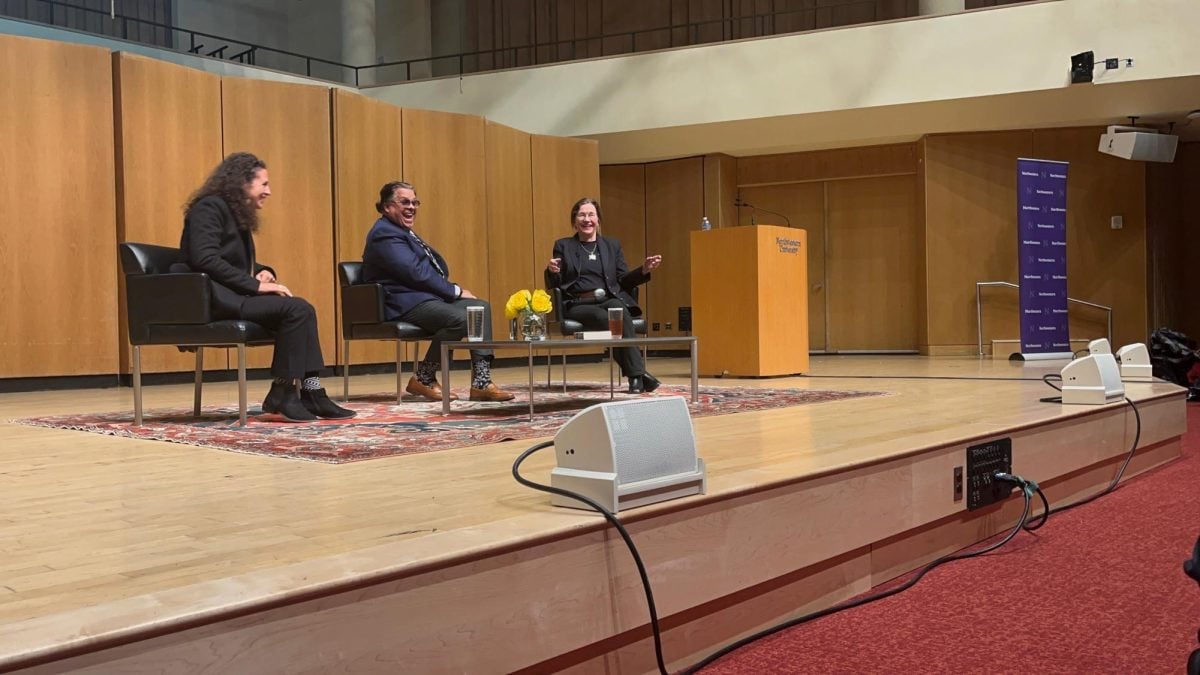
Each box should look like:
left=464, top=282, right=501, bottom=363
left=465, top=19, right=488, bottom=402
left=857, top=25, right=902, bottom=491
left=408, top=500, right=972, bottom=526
left=690, top=225, right=809, bottom=377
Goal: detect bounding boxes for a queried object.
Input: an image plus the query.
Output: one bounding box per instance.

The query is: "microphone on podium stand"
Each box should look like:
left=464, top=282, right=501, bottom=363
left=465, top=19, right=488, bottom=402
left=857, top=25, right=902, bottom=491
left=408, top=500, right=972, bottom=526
left=733, top=198, right=791, bottom=227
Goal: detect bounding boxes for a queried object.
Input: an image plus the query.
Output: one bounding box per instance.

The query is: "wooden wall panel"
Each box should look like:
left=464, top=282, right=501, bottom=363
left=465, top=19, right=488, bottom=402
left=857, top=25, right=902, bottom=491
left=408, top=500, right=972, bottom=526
left=402, top=109, right=489, bottom=298
left=925, top=128, right=1149, bottom=353
left=1148, top=143, right=1200, bottom=339
left=1032, top=127, right=1147, bottom=348
left=599, top=164, right=647, bottom=272
left=332, top=90, right=404, bottom=367
left=113, top=52, right=225, bottom=375
left=531, top=134, right=601, bottom=280
left=221, top=78, right=336, bottom=369
left=737, top=143, right=919, bottom=186
left=403, top=109, right=488, bottom=363
left=645, top=158, right=704, bottom=337
left=826, top=175, right=920, bottom=351
left=0, top=35, right=117, bottom=377
left=703, top=153, right=738, bottom=229
left=485, top=121, right=535, bottom=340
left=924, top=130, right=1033, bottom=353
left=738, top=183, right=827, bottom=350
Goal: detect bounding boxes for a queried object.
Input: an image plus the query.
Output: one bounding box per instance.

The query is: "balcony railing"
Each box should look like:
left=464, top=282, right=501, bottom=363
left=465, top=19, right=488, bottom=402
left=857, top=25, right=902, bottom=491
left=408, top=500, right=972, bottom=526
left=2, top=0, right=1039, bottom=88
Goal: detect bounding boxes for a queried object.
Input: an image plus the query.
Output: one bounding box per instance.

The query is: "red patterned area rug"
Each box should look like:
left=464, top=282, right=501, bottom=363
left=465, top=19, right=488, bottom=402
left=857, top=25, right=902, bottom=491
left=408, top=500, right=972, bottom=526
left=14, top=383, right=882, bottom=464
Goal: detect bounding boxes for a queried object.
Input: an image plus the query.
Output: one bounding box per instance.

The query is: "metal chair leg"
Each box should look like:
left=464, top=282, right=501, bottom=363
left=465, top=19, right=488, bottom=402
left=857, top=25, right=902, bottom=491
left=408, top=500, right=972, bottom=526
left=193, top=347, right=204, bottom=417
left=562, top=352, right=567, bottom=392
left=133, top=345, right=143, bottom=426
left=237, top=344, right=248, bottom=427
left=343, top=339, right=351, bottom=402
left=396, top=341, right=404, bottom=404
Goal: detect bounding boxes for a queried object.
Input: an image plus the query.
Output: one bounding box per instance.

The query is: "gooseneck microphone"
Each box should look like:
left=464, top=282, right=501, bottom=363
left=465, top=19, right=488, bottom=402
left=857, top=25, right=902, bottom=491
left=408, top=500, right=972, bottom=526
left=733, top=198, right=792, bottom=227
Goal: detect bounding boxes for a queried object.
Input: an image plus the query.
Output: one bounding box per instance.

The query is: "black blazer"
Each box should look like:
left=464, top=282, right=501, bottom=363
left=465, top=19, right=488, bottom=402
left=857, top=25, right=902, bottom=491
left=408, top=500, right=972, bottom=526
left=175, top=195, right=274, bottom=318
left=546, top=235, right=650, bottom=316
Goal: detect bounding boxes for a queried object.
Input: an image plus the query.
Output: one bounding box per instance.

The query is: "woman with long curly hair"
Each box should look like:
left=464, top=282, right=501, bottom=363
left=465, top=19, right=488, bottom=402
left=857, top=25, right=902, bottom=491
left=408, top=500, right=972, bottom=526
left=177, top=152, right=354, bottom=422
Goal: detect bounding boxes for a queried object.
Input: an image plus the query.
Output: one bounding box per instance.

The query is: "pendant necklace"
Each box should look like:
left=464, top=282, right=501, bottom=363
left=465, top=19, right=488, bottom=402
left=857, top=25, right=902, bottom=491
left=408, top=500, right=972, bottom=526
left=582, top=242, right=598, bottom=261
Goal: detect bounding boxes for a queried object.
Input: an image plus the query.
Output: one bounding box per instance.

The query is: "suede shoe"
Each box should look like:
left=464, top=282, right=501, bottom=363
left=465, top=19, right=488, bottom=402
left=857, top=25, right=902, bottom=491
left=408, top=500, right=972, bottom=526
left=406, top=375, right=458, bottom=402
left=262, top=381, right=317, bottom=422
left=640, top=373, right=661, bottom=393
left=469, top=382, right=515, bottom=402
left=627, top=376, right=643, bottom=394
left=301, top=387, right=357, bottom=419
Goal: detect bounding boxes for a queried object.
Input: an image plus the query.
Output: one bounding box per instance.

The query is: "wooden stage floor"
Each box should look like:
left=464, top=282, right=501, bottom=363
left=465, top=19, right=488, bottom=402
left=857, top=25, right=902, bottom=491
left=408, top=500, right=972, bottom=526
left=0, top=355, right=1187, bottom=673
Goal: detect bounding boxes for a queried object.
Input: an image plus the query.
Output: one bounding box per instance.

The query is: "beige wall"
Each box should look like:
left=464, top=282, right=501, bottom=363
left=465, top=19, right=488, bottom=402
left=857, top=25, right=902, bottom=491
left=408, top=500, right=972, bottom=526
left=369, top=0, right=1200, bottom=163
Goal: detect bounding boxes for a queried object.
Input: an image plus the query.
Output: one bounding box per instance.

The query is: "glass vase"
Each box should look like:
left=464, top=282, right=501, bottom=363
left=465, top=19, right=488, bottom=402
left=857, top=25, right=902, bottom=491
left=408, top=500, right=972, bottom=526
left=520, top=310, right=547, bottom=341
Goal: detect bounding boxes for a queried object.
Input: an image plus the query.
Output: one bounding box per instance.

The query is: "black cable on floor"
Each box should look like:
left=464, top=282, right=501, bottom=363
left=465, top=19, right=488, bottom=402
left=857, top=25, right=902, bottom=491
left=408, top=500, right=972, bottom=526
left=512, top=440, right=669, bottom=675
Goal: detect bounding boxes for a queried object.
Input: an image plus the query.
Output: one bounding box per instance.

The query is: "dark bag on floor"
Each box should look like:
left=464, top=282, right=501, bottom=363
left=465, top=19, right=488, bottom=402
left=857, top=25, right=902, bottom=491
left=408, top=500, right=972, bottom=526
left=1149, top=327, right=1200, bottom=387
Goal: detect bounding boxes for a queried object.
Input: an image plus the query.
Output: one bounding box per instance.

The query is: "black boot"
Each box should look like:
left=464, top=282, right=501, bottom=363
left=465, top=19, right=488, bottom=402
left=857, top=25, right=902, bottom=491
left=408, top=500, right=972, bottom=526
left=628, top=375, right=643, bottom=394
left=640, top=373, right=661, bottom=393
left=262, top=381, right=317, bottom=422
left=301, top=387, right=357, bottom=419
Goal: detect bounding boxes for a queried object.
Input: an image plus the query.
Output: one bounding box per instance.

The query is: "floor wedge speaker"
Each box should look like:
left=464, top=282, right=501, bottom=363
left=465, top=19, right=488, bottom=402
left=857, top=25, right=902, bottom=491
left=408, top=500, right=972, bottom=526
left=551, top=396, right=706, bottom=513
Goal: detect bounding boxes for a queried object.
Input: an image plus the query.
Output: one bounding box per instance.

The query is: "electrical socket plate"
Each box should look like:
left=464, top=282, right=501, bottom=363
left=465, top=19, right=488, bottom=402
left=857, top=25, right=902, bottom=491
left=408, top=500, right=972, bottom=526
left=966, top=438, right=1013, bottom=510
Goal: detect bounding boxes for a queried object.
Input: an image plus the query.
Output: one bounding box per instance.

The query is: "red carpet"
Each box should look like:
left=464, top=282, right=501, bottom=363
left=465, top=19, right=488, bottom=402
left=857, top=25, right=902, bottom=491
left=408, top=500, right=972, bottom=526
left=702, top=404, right=1200, bottom=674
left=12, top=383, right=881, bottom=464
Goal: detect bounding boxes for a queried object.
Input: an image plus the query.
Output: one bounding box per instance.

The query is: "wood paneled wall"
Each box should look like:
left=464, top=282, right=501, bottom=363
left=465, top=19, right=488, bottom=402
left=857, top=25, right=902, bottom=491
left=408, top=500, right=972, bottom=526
left=331, top=90, right=405, bottom=366
left=603, top=134, right=1153, bottom=356
left=825, top=176, right=919, bottom=351
left=598, top=164, right=648, bottom=269
left=531, top=135, right=601, bottom=269
left=221, top=77, right=337, bottom=369
left=1, top=35, right=600, bottom=382
left=1148, top=143, right=1200, bottom=340
left=402, top=109, right=490, bottom=299
left=113, top=53, right=225, bottom=374
left=485, top=122, right=535, bottom=339
left=0, top=35, right=118, bottom=378
left=925, top=128, right=1149, bottom=353
left=645, top=157, right=704, bottom=337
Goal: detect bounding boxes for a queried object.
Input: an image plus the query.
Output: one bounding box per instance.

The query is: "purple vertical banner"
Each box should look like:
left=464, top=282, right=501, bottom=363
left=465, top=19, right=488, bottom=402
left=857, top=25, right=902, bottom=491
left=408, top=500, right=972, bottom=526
left=1017, top=158, right=1071, bottom=359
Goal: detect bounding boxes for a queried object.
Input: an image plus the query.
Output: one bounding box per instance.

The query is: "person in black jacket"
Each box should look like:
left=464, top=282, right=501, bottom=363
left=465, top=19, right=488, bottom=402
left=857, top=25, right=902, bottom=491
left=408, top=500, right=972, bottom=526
left=178, top=152, right=354, bottom=422
left=546, top=197, right=663, bottom=393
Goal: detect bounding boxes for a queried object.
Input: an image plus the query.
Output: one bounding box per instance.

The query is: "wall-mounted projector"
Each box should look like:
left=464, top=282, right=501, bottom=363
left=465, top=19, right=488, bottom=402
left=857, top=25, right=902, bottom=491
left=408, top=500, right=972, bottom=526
left=1098, top=125, right=1178, bottom=163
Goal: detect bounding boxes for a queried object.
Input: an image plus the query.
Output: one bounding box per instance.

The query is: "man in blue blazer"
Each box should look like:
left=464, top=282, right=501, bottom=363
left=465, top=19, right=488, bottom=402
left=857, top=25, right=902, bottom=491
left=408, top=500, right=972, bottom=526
left=362, top=181, right=513, bottom=402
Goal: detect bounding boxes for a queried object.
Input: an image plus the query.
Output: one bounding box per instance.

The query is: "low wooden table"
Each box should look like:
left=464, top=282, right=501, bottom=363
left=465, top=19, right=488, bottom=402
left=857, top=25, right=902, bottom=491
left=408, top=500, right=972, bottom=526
left=440, top=336, right=699, bottom=420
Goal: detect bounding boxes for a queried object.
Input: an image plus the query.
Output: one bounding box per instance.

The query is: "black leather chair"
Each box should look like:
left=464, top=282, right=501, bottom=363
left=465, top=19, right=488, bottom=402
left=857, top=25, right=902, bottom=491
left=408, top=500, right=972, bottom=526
left=337, top=262, right=433, bottom=403
left=547, top=286, right=648, bottom=386
left=119, top=242, right=274, bottom=426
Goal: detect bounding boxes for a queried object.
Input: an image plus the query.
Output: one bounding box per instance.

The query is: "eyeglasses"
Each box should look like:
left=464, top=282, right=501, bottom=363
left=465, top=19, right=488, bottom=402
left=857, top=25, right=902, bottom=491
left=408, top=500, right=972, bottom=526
left=392, top=198, right=421, bottom=208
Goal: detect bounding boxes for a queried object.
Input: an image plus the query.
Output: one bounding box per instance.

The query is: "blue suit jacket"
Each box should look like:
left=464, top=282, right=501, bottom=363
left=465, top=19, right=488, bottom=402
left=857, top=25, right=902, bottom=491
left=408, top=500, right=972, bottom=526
left=362, top=217, right=458, bottom=320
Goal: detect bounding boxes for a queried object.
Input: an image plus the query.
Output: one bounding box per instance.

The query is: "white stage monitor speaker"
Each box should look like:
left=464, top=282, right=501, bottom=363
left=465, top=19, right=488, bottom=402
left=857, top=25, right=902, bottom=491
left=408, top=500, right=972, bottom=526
left=550, top=397, right=706, bottom=513
left=1088, top=338, right=1112, bottom=354
left=1116, top=342, right=1153, bottom=381
left=1061, top=354, right=1125, bottom=405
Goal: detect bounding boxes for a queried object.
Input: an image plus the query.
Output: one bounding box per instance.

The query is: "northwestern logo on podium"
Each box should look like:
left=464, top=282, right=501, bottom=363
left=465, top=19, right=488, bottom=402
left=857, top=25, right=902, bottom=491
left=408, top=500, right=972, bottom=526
left=775, top=237, right=801, bottom=254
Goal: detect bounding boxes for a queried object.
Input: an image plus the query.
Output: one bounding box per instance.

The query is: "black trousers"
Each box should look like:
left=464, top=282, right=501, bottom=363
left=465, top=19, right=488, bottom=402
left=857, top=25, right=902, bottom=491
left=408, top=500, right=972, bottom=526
left=402, top=298, right=494, bottom=365
left=563, top=298, right=644, bottom=378
left=235, top=295, right=325, bottom=380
